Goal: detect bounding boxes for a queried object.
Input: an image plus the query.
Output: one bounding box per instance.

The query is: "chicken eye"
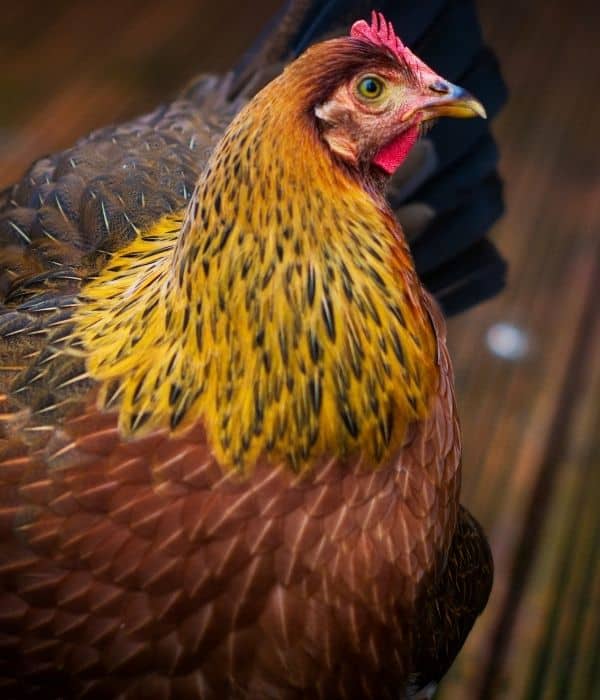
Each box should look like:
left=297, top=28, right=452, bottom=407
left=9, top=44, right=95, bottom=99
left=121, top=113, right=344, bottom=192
left=357, top=76, right=384, bottom=100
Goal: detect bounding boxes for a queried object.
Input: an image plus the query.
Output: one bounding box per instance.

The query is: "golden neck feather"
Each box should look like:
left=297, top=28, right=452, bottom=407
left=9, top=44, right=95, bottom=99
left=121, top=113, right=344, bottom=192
left=74, top=78, right=438, bottom=472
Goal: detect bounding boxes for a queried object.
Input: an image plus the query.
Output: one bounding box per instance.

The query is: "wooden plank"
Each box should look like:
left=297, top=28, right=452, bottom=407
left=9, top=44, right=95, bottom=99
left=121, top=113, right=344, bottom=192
left=440, top=0, right=600, bottom=697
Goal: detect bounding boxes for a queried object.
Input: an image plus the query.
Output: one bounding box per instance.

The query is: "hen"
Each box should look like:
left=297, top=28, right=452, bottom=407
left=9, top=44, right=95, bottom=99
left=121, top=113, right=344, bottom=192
left=0, top=1, right=506, bottom=698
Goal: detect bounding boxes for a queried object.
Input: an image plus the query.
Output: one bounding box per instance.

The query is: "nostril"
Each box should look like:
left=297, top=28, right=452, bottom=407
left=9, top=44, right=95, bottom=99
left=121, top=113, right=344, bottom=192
left=430, top=80, right=450, bottom=94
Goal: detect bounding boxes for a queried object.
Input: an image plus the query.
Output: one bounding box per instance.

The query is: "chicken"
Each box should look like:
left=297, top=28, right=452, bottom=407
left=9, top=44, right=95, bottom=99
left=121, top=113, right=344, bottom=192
left=0, top=2, right=506, bottom=698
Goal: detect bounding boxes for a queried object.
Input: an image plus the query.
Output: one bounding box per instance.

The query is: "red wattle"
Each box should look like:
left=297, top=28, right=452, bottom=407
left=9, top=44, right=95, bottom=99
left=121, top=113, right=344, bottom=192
left=372, top=125, right=419, bottom=175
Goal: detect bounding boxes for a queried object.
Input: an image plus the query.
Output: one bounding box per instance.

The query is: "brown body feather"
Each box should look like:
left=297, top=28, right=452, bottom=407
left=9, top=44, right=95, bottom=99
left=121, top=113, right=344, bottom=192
left=0, top=333, right=479, bottom=698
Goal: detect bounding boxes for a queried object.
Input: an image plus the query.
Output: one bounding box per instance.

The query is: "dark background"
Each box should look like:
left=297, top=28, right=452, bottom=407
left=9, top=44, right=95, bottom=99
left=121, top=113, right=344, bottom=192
left=1, top=1, right=598, bottom=697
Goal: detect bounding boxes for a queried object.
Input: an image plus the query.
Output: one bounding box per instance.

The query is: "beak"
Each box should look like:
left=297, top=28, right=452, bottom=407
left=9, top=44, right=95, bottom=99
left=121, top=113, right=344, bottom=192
left=407, top=80, right=487, bottom=121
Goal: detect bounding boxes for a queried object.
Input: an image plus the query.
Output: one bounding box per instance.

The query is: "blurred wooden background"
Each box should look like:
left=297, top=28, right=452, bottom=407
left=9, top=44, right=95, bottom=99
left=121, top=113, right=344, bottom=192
left=1, top=1, right=598, bottom=698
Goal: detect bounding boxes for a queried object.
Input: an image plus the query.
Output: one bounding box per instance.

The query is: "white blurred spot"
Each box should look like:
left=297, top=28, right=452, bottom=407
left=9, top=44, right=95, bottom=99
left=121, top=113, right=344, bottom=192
left=486, top=322, right=530, bottom=360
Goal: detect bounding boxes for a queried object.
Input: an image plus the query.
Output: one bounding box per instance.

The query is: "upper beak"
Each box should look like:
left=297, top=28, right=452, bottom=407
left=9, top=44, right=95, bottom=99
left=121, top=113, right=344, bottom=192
left=408, top=80, right=487, bottom=121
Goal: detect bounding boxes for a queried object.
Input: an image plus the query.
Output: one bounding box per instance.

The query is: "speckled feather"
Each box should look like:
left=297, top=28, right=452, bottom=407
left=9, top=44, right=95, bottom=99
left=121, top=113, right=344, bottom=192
left=0, top=3, right=498, bottom=698
left=72, top=69, right=439, bottom=471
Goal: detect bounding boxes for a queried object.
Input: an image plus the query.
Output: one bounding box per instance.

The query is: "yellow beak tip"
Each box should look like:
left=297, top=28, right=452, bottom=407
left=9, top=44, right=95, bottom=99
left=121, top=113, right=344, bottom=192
left=472, top=101, right=487, bottom=119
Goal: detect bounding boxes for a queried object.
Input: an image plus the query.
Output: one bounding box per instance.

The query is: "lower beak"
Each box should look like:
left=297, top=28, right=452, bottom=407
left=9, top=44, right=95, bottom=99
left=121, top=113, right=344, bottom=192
left=421, top=82, right=487, bottom=120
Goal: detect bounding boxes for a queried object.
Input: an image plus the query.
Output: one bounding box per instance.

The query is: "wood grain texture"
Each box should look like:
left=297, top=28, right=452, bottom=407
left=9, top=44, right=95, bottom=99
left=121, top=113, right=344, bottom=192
left=440, top=1, right=600, bottom=698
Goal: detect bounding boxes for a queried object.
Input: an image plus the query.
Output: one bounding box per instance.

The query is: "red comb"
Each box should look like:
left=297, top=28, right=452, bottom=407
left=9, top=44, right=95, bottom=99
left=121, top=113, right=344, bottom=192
left=350, top=11, right=421, bottom=71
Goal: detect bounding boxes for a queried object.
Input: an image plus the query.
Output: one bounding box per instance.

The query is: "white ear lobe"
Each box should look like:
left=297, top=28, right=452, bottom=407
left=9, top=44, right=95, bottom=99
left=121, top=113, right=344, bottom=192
left=314, top=101, right=337, bottom=125
left=316, top=125, right=359, bottom=165
left=314, top=97, right=359, bottom=165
